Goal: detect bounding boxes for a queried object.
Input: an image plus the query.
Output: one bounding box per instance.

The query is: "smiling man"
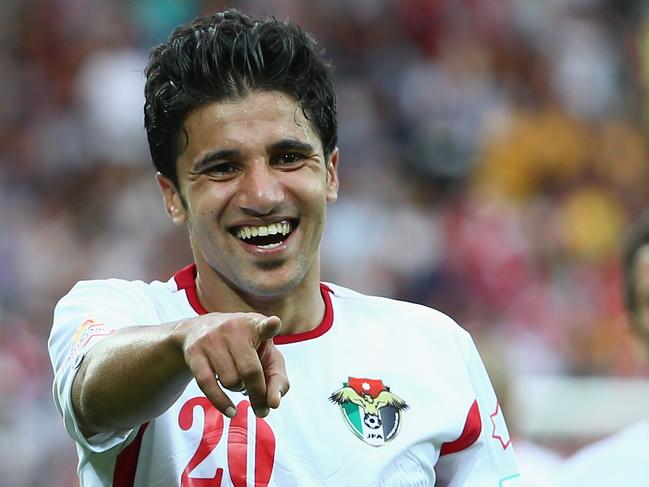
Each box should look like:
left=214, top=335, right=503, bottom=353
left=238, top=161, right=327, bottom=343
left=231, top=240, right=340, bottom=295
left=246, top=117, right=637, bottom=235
left=49, top=10, right=519, bottom=486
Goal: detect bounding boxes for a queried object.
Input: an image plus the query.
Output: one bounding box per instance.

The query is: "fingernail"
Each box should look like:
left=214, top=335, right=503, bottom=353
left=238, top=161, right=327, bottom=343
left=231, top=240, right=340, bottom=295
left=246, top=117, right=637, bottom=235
left=254, top=406, right=270, bottom=417
left=225, top=406, right=237, bottom=418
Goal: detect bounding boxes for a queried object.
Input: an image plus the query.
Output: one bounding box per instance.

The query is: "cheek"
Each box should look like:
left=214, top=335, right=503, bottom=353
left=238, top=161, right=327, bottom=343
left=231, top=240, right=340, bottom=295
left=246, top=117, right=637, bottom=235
left=187, top=182, right=230, bottom=219
left=293, top=173, right=330, bottom=206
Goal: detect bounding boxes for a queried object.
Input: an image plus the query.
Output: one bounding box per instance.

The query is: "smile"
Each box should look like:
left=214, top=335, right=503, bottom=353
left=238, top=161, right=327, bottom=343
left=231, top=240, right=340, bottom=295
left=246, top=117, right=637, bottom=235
left=231, top=219, right=297, bottom=249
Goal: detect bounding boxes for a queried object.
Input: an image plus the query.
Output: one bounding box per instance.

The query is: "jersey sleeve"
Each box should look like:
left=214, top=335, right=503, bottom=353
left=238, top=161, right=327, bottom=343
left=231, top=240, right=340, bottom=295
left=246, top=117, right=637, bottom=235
left=48, top=279, right=150, bottom=454
left=435, top=331, right=521, bottom=486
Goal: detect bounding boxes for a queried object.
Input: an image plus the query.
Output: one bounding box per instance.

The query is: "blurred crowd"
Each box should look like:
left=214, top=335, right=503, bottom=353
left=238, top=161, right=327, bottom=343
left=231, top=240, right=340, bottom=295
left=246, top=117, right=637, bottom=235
left=2, top=0, right=649, bottom=484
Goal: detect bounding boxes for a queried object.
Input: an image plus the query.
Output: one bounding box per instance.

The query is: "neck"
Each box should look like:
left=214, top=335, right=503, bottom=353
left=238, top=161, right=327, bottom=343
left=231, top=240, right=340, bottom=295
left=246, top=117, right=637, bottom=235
left=194, top=262, right=325, bottom=337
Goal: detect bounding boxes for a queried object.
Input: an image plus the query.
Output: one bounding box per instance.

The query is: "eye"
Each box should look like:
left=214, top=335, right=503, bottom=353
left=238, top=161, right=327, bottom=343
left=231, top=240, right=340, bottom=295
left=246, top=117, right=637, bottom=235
left=274, top=152, right=306, bottom=167
left=204, top=162, right=240, bottom=179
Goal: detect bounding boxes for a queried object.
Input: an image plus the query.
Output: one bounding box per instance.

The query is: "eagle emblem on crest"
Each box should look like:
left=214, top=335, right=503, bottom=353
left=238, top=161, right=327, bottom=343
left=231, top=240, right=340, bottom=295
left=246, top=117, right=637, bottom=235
left=329, top=377, right=408, bottom=446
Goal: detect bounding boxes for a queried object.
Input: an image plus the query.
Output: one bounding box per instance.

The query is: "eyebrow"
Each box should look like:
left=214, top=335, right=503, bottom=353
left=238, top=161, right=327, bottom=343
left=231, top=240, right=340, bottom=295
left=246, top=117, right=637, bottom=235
left=268, top=139, right=316, bottom=154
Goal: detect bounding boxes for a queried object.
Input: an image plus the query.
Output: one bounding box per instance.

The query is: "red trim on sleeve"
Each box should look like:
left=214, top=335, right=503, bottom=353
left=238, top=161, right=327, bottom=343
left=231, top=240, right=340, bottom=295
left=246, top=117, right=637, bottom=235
left=440, top=400, right=482, bottom=456
left=172, top=265, right=334, bottom=344
left=113, top=423, right=148, bottom=487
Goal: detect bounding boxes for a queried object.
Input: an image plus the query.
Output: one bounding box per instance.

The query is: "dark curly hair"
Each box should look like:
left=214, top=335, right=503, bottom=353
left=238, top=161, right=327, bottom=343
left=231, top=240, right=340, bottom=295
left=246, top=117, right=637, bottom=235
left=144, top=9, right=337, bottom=188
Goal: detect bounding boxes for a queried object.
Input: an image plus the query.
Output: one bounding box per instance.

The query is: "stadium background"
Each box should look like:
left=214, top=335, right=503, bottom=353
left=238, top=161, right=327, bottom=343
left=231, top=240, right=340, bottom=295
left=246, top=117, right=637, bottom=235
left=1, top=0, right=649, bottom=484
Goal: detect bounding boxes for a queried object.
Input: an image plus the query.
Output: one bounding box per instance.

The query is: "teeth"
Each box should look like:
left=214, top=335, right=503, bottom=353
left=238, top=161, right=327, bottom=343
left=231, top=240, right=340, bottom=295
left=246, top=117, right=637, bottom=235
left=236, top=221, right=292, bottom=241
left=258, top=242, right=282, bottom=250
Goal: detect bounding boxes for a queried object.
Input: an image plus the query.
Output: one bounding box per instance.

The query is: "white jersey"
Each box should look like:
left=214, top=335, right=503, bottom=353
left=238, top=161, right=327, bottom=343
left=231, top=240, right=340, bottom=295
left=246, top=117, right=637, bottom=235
left=558, top=420, right=649, bottom=487
left=49, top=264, right=520, bottom=486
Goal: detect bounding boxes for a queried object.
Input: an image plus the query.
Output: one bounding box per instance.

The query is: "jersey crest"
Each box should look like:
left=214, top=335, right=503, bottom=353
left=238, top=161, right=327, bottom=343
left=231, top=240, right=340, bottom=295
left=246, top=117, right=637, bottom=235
left=329, top=377, right=408, bottom=447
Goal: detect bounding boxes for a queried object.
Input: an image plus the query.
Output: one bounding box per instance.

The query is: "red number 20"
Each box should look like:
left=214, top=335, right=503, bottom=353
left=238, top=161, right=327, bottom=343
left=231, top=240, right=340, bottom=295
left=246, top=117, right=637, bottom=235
left=179, top=398, right=276, bottom=486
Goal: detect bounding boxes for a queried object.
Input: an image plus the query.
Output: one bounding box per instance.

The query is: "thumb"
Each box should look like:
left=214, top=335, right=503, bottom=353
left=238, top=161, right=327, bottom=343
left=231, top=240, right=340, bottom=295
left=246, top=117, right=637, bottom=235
left=255, top=315, right=282, bottom=341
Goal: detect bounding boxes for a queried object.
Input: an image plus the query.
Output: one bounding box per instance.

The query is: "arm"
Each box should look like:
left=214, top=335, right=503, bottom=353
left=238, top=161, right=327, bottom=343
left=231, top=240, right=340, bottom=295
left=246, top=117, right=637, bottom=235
left=71, top=321, right=187, bottom=435
left=73, top=312, right=287, bottom=435
left=49, top=281, right=288, bottom=441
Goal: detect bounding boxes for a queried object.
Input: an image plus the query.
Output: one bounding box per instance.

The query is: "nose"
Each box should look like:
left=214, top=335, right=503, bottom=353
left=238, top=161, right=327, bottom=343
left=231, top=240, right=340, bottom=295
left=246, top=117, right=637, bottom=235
left=236, top=161, right=284, bottom=216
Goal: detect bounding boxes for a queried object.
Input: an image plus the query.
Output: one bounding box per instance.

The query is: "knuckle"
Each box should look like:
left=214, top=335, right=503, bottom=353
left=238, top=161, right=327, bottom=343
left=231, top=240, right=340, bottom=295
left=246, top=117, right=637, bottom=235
left=218, top=375, right=243, bottom=390
left=218, top=319, right=238, bottom=332
left=218, top=317, right=248, bottom=336
left=238, top=364, right=261, bottom=380
left=245, top=314, right=265, bottom=326
left=194, top=371, right=214, bottom=386
left=184, top=341, right=202, bottom=355
left=246, top=313, right=265, bottom=326
left=185, top=334, right=217, bottom=355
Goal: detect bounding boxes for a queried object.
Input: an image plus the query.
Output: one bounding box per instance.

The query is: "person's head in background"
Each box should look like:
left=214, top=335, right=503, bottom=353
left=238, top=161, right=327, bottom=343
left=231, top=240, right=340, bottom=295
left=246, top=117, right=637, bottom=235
left=623, top=210, right=649, bottom=352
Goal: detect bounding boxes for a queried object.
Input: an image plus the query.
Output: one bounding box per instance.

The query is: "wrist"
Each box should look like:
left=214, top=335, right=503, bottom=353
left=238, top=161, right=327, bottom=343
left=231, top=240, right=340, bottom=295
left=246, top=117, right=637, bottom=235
left=167, top=320, right=193, bottom=372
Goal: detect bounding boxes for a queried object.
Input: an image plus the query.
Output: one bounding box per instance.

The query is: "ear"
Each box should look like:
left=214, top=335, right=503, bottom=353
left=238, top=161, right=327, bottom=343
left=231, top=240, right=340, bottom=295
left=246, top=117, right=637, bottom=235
left=156, top=173, right=187, bottom=225
left=325, top=148, right=340, bottom=203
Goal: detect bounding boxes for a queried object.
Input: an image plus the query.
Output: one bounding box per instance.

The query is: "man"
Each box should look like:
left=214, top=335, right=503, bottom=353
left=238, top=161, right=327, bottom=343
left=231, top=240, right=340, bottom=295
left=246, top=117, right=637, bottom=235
left=49, top=10, right=519, bottom=486
left=557, top=211, right=649, bottom=486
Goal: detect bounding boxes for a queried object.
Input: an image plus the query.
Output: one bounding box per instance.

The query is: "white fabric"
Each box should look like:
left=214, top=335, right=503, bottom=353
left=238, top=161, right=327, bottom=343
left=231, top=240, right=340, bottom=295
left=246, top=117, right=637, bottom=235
left=49, top=271, right=519, bottom=486
left=559, top=420, right=649, bottom=487
left=513, top=439, right=562, bottom=487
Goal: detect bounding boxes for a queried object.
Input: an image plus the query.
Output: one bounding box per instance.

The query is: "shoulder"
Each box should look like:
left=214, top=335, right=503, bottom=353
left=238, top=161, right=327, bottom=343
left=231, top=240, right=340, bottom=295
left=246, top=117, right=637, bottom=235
left=560, top=420, right=649, bottom=485
left=566, top=419, right=649, bottom=463
left=50, top=275, right=180, bottom=360
left=52, top=275, right=182, bottom=329
left=325, top=282, right=461, bottom=323
left=57, top=275, right=178, bottom=309
left=325, top=282, right=471, bottom=340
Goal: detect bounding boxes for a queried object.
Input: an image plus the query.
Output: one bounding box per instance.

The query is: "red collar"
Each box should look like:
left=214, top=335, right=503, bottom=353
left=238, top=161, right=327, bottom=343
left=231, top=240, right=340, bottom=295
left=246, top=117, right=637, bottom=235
left=173, top=264, right=334, bottom=344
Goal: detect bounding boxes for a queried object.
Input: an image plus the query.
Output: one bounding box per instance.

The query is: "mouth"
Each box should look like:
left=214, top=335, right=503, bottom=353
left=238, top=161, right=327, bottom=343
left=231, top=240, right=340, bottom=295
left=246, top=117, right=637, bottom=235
left=229, top=219, right=298, bottom=250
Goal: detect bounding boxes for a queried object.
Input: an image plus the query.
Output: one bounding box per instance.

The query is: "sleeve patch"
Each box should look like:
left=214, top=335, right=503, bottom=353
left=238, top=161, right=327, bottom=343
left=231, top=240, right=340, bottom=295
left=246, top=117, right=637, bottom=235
left=64, top=319, right=115, bottom=368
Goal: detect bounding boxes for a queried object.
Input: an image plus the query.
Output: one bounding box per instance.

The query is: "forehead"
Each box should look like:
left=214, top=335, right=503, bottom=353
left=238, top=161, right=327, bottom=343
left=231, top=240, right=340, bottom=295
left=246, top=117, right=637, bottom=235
left=180, top=91, right=322, bottom=159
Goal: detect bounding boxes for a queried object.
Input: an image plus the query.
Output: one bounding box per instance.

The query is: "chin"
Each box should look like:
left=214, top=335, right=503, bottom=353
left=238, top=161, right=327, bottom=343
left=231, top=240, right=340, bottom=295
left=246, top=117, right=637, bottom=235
left=243, top=281, right=295, bottom=299
left=256, top=260, right=285, bottom=271
left=242, top=270, right=305, bottom=299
